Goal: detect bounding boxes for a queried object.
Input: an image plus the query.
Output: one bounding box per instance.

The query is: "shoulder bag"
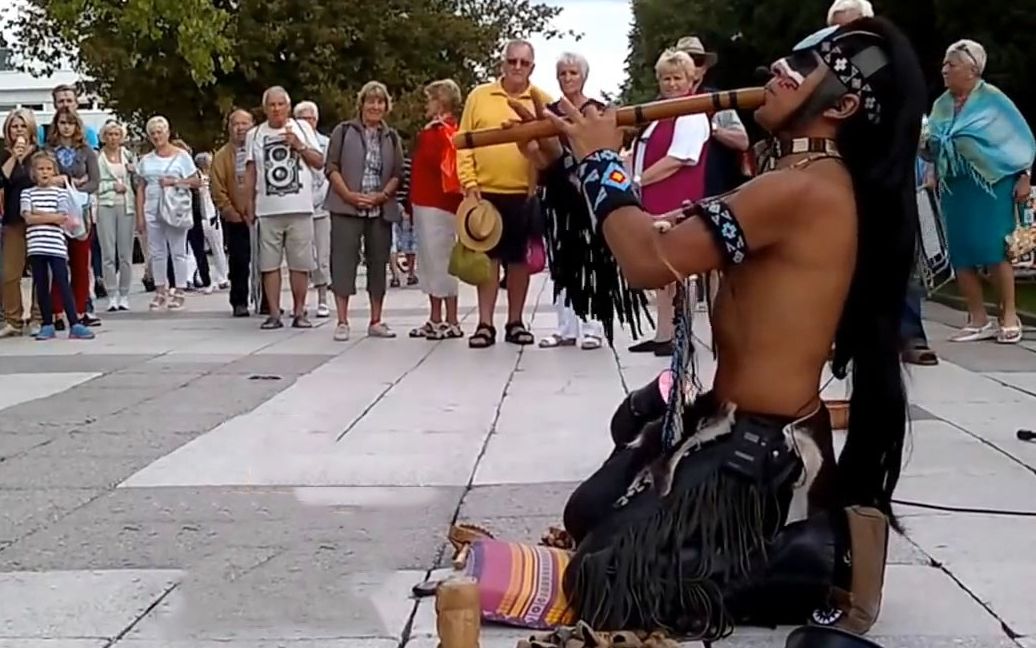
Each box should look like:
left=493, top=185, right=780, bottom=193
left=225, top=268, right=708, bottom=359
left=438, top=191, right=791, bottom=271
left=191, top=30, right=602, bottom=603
left=157, top=153, right=194, bottom=229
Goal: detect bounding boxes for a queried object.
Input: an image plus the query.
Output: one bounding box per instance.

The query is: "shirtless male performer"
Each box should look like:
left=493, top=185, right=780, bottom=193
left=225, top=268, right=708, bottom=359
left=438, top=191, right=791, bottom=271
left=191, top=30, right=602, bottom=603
left=509, top=16, right=926, bottom=640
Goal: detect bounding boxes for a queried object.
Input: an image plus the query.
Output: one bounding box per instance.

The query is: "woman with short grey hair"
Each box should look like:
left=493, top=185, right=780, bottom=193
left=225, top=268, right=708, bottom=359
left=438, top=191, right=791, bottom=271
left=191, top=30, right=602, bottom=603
left=96, top=120, right=137, bottom=310
left=324, top=81, right=404, bottom=341
left=926, top=39, right=1035, bottom=344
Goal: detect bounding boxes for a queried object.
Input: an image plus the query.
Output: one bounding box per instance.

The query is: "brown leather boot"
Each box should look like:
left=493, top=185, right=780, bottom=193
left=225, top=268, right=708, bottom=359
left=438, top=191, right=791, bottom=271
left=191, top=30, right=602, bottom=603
left=813, top=506, right=889, bottom=634
left=435, top=577, right=481, bottom=648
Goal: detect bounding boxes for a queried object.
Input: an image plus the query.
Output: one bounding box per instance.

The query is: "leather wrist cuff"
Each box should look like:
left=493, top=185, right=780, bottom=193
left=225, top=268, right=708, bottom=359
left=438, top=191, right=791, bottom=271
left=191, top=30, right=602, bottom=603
left=576, top=149, right=641, bottom=231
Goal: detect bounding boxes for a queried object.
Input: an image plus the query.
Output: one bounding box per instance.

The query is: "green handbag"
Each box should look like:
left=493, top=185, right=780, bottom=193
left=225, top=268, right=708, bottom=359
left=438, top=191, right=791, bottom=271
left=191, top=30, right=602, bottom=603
left=448, top=242, right=493, bottom=286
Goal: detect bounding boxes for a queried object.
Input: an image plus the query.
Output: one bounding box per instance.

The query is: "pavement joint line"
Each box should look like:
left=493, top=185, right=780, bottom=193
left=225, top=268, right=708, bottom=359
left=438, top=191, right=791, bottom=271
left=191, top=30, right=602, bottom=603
left=100, top=579, right=180, bottom=648
left=332, top=338, right=441, bottom=443
left=932, top=412, right=1036, bottom=480
left=395, top=280, right=551, bottom=648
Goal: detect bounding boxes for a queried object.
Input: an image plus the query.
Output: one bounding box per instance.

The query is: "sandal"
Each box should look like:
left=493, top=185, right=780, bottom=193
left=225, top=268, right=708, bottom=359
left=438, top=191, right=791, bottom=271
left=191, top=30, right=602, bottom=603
left=997, top=322, right=1024, bottom=344
left=902, top=344, right=938, bottom=366
left=949, top=320, right=996, bottom=342
left=580, top=334, right=603, bottom=350
left=539, top=333, right=576, bottom=349
left=442, top=323, right=464, bottom=339
left=504, top=321, right=534, bottom=346
left=410, top=321, right=438, bottom=338
left=468, top=323, right=496, bottom=348
left=148, top=295, right=166, bottom=310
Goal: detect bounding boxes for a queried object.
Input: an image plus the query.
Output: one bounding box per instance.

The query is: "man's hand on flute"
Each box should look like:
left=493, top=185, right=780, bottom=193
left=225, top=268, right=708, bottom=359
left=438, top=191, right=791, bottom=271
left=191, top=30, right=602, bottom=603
left=544, top=98, right=624, bottom=161
left=505, top=96, right=563, bottom=170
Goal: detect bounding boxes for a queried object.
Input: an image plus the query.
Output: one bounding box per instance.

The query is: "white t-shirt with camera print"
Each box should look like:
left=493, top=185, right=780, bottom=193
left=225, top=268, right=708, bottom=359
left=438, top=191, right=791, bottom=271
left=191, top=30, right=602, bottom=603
left=245, top=119, right=320, bottom=218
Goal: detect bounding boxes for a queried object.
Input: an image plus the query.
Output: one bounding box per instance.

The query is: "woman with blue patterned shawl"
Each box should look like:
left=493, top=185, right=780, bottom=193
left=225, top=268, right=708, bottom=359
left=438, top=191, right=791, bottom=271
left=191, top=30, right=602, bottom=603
left=926, top=39, right=1035, bottom=345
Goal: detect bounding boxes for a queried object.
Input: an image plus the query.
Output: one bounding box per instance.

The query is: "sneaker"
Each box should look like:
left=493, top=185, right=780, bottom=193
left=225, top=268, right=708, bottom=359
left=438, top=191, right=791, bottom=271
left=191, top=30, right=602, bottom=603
left=106, top=299, right=118, bottom=312
left=118, top=295, right=130, bottom=311
left=292, top=315, right=313, bottom=329
left=81, top=312, right=102, bottom=327
left=333, top=323, right=351, bottom=341
left=0, top=323, right=21, bottom=338
left=232, top=304, right=250, bottom=317
left=69, top=323, right=95, bottom=339
left=202, top=284, right=215, bottom=295
left=34, top=324, right=56, bottom=340
left=315, top=303, right=331, bottom=318
left=217, top=281, right=230, bottom=290
left=368, top=321, right=396, bottom=338
left=54, top=318, right=66, bottom=331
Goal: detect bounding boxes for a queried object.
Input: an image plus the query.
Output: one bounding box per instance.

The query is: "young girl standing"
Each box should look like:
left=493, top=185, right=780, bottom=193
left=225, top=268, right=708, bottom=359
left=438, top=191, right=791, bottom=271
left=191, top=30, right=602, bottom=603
left=21, top=151, right=94, bottom=340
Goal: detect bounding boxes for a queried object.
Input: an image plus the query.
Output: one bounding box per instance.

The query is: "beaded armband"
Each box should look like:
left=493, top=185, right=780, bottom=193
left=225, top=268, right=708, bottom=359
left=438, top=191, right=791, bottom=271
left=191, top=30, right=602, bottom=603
left=576, top=149, right=642, bottom=231
left=681, top=197, right=749, bottom=265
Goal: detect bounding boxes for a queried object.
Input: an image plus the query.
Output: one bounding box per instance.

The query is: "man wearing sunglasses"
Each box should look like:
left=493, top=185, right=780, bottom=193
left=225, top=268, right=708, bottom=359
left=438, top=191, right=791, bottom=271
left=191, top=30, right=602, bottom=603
left=456, top=39, right=553, bottom=349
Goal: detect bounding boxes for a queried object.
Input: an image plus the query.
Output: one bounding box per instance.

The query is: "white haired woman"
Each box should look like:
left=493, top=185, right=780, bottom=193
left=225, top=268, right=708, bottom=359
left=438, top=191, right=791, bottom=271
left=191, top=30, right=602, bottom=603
left=96, top=120, right=138, bottom=310
left=325, top=81, right=404, bottom=341
left=409, top=79, right=465, bottom=339
left=194, top=151, right=230, bottom=290
left=827, top=0, right=873, bottom=25
left=538, top=52, right=606, bottom=351
left=926, top=39, right=1035, bottom=344
left=134, top=116, right=201, bottom=310
left=627, top=49, right=711, bottom=357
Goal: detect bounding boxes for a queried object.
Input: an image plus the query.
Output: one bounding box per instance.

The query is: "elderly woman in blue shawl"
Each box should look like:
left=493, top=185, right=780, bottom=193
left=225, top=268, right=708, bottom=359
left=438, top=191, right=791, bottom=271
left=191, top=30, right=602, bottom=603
left=926, top=39, right=1035, bottom=345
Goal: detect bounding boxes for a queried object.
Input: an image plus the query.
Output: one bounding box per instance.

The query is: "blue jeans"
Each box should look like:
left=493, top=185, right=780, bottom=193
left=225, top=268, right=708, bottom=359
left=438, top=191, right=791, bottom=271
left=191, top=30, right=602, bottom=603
left=900, top=280, right=928, bottom=347
left=31, top=254, right=78, bottom=326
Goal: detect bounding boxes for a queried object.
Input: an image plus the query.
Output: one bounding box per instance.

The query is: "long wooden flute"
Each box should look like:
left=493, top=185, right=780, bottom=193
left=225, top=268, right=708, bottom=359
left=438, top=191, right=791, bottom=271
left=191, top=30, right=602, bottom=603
left=452, top=87, right=766, bottom=150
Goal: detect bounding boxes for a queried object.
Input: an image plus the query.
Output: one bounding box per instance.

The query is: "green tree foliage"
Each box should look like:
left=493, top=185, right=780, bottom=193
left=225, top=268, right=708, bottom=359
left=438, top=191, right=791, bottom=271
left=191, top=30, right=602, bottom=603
left=623, top=0, right=1036, bottom=126
left=7, top=0, right=564, bottom=148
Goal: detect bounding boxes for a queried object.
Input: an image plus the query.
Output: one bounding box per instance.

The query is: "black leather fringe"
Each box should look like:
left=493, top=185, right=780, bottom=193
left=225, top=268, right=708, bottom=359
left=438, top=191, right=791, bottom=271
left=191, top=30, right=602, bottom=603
left=540, top=166, right=653, bottom=345
left=564, top=467, right=775, bottom=640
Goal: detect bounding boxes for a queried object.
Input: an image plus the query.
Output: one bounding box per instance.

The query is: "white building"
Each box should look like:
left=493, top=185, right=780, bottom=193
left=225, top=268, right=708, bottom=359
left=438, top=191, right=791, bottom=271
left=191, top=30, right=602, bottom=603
left=0, top=48, right=115, bottom=136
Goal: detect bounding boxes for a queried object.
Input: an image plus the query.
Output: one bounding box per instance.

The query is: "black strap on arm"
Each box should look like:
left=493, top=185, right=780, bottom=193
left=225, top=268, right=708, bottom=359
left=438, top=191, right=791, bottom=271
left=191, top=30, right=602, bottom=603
left=681, top=197, right=749, bottom=265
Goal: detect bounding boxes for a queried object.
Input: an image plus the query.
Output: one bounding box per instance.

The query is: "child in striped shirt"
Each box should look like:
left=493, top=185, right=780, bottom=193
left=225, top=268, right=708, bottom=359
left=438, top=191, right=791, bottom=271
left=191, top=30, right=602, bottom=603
left=21, top=151, right=94, bottom=340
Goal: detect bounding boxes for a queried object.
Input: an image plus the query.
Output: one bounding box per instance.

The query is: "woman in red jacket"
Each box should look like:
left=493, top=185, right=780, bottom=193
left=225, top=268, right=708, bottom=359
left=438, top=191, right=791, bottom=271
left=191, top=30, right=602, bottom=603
left=408, top=79, right=465, bottom=340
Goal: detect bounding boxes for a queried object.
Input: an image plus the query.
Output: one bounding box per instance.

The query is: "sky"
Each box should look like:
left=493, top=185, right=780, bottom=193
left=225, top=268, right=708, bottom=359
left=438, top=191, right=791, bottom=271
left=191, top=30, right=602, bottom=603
left=528, top=0, right=632, bottom=99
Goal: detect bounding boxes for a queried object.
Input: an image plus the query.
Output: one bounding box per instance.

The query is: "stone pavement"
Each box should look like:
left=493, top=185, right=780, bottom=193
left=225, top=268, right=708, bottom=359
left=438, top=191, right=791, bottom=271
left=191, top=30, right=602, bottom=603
left=0, top=272, right=1035, bottom=648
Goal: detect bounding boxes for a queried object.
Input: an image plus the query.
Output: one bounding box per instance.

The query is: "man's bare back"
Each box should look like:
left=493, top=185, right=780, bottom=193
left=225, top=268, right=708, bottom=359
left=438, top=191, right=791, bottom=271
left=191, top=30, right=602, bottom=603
left=710, top=159, right=857, bottom=417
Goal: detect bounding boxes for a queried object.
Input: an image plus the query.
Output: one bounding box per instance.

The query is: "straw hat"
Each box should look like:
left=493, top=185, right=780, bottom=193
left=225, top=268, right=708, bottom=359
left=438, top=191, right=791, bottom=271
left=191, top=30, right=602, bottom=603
left=675, top=36, right=718, bottom=67
left=456, top=195, right=503, bottom=252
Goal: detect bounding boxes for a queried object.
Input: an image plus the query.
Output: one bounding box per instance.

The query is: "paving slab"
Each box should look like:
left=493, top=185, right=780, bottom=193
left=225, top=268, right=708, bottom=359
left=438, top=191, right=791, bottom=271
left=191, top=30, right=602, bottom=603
left=0, top=569, right=181, bottom=639
left=114, top=641, right=396, bottom=648
left=947, top=562, right=1036, bottom=637
left=0, top=489, right=101, bottom=545
left=124, top=569, right=422, bottom=642
left=0, top=372, right=100, bottom=411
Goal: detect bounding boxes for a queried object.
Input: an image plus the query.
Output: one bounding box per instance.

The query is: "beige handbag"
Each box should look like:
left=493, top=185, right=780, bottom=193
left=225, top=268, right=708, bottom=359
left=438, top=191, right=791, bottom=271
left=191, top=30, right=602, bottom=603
left=1005, top=195, right=1036, bottom=262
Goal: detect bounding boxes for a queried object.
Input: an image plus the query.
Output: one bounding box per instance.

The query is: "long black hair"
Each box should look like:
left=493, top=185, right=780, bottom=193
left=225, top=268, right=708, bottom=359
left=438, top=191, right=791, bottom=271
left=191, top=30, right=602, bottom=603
left=827, top=17, right=927, bottom=530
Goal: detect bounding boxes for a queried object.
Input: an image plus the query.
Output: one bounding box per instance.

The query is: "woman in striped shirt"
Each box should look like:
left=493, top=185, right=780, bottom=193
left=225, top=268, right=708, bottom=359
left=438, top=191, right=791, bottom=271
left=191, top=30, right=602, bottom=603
left=20, top=151, right=94, bottom=340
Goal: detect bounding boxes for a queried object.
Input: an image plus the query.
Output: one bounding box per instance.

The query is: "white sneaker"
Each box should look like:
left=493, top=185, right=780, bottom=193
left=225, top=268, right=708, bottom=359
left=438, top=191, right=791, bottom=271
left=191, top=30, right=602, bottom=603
left=367, top=321, right=397, bottom=338
left=118, top=295, right=131, bottom=311
left=333, top=323, right=350, bottom=341
left=106, top=298, right=118, bottom=312
left=202, top=285, right=214, bottom=295
left=0, top=323, right=21, bottom=338
left=316, top=303, right=330, bottom=318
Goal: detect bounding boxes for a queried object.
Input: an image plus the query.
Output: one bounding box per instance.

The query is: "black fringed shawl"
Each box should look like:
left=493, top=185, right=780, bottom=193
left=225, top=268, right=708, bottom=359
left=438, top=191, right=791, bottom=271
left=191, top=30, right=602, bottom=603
left=539, top=156, right=653, bottom=344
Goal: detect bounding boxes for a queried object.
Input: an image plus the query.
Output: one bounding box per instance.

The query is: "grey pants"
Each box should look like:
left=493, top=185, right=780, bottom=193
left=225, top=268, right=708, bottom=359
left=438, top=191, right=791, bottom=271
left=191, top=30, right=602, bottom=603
left=97, top=202, right=135, bottom=297
left=330, top=213, right=392, bottom=299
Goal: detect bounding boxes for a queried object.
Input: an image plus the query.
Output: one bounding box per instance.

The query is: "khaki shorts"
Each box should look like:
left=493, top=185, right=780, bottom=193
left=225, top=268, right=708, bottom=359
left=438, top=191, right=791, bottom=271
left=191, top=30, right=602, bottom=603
left=258, top=213, right=316, bottom=273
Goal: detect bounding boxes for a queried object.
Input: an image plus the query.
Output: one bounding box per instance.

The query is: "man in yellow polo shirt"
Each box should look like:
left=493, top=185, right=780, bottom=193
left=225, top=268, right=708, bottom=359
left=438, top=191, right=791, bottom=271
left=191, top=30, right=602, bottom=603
left=457, top=39, right=552, bottom=349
